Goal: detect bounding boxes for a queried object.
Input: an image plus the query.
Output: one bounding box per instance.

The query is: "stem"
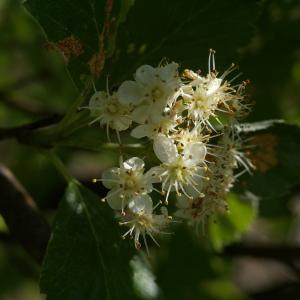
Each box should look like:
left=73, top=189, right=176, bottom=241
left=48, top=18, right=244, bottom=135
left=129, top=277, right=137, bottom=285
left=56, top=79, right=92, bottom=132
left=47, top=150, right=73, bottom=182
left=0, top=114, right=62, bottom=141
left=101, top=142, right=145, bottom=150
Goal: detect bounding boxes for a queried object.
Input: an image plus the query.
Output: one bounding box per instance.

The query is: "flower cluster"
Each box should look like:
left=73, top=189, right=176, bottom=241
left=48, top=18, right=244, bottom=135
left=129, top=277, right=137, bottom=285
left=89, top=50, right=254, bottom=250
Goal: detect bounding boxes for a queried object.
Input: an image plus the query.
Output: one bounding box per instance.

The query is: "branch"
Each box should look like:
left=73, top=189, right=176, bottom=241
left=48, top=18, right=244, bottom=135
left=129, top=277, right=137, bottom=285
left=0, top=164, right=51, bottom=263
left=222, top=243, right=300, bottom=279
left=0, top=114, right=62, bottom=142
left=249, top=281, right=300, bottom=300
left=222, top=243, right=300, bottom=262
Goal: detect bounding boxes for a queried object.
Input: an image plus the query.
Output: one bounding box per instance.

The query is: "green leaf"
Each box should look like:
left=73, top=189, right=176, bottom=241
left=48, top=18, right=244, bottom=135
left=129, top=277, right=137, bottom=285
left=40, top=181, right=137, bottom=300
left=24, top=0, right=106, bottom=88
left=209, top=194, right=257, bottom=251
left=104, top=0, right=259, bottom=84
left=203, top=279, right=248, bottom=300
left=24, top=0, right=259, bottom=89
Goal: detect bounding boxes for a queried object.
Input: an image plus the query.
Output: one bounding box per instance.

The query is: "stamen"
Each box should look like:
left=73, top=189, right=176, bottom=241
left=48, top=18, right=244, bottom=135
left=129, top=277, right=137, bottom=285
left=152, top=187, right=163, bottom=194
left=235, top=154, right=252, bottom=174
left=165, top=184, right=172, bottom=205
left=106, top=123, right=111, bottom=142
left=147, top=231, right=160, bottom=247
left=142, top=233, right=150, bottom=256
left=105, top=188, right=122, bottom=199
left=153, top=201, right=162, bottom=210
left=92, top=178, right=119, bottom=183
left=174, top=181, right=181, bottom=196
left=228, top=72, right=243, bottom=84
left=122, top=226, right=135, bottom=239
left=92, top=80, right=97, bottom=93
left=208, top=48, right=216, bottom=73
left=119, top=220, right=135, bottom=225
left=179, top=182, right=193, bottom=199
left=161, top=174, right=171, bottom=191
left=89, top=114, right=104, bottom=125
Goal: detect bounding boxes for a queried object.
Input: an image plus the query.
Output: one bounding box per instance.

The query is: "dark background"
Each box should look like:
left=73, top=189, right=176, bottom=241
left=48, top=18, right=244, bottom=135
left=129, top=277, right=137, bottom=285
left=0, top=0, right=300, bottom=299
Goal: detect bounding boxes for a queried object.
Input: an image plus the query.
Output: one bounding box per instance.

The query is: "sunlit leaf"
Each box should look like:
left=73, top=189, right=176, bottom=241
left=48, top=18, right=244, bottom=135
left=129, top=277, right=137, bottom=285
left=209, top=194, right=257, bottom=251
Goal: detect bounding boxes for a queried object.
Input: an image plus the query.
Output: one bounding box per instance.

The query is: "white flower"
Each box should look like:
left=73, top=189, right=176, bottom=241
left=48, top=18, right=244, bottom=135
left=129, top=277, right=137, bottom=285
left=131, top=107, right=180, bottom=139
left=182, top=74, right=222, bottom=124
left=98, top=157, right=154, bottom=211
left=88, top=54, right=255, bottom=242
left=173, top=127, right=209, bottom=152
left=182, top=56, right=247, bottom=127
left=89, top=91, right=132, bottom=131
left=118, top=63, right=181, bottom=124
left=150, top=136, right=207, bottom=203
left=119, top=194, right=170, bottom=250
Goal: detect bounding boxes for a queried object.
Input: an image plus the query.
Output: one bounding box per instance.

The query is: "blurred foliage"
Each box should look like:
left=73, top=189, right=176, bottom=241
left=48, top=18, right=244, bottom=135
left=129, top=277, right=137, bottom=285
left=209, top=194, right=257, bottom=251
left=241, top=0, right=300, bottom=124
left=0, top=0, right=300, bottom=299
left=154, top=226, right=249, bottom=300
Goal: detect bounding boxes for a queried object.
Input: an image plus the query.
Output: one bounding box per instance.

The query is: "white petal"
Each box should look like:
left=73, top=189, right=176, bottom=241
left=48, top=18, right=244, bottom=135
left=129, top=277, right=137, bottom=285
left=123, top=157, right=144, bottom=171
left=159, top=62, right=178, bottom=82
left=183, top=142, right=207, bottom=166
left=206, top=78, right=222, bottom=96
left=89, top=91, right=106, bottom=108
left=118, top=81, right=144, bottom=105
left=101, top=167, right=119, bottom=189
left=89, top=92, right=106, bottom=117
left=135, top=65, right=157, bottom=85
left=149, top=104, right=165, bottom=123
left=146, top=166, right=165, bottom=183
left=106, top=190, right=123, bottom=210
left=153, top=136, right=178, bottom=163
left=190, top=75, right=205, bottom=87
left=113, top=116, right=132, bottom=131
left=131, top=124, right=151, bottom=139
left=128, top=194, right=153, bottom=214
left=131, top=105, right=149, bottom=124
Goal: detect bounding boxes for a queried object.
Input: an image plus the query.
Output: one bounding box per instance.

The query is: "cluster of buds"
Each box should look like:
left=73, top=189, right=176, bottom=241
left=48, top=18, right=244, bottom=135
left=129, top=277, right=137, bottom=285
left=89, top=50, right=254, bottom=250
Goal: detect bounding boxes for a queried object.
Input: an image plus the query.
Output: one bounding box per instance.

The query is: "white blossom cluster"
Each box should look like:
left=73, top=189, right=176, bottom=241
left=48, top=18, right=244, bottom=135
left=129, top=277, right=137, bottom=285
left=89, top=50, right=254, bottom=251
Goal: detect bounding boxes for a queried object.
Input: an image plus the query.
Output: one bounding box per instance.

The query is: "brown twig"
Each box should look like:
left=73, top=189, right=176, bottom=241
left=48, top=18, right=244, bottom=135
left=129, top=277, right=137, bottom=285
left=0, top=164, right=51, bottom=264
left=249, top=281, right=300, bottom=300
left=222, top=243, right=300, bottom=279
left=222, top=243, right=300, bottom=262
